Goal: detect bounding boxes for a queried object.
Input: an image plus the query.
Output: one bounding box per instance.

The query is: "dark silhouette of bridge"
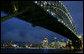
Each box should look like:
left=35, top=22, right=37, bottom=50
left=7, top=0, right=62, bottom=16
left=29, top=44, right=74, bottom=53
left=1, top=1, right=82, bottom=49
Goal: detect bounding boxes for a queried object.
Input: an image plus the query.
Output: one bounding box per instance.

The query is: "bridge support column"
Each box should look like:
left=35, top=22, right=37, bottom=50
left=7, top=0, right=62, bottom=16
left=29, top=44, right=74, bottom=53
left=72, top=40, right=82, bottom=50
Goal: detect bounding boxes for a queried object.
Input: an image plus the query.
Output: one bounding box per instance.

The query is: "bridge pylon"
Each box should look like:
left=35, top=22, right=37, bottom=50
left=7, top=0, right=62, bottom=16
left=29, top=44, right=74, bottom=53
left=72, top=39, right=82, bottom=50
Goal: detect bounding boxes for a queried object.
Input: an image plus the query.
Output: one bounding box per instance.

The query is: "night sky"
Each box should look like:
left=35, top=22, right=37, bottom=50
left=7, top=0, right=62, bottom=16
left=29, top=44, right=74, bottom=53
left=1, top=1, right=83, bottom=44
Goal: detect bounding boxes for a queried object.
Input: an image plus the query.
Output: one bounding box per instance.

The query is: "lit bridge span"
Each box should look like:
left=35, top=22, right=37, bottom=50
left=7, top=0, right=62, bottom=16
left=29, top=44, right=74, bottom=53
left=1, top=1, right=81, bottom=49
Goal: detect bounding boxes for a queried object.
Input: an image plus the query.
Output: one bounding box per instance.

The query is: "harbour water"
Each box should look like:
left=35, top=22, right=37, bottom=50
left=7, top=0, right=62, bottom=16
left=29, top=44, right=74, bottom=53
left=1, top=48, right=83, bottom=53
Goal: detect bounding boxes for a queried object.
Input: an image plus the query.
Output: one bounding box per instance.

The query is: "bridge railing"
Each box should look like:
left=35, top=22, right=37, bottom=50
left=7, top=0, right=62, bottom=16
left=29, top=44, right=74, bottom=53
left=33, top=1, right=77, bottom=35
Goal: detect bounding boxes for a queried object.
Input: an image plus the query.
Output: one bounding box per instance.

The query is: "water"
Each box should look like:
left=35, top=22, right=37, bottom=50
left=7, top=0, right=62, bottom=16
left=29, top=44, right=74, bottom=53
left=1, top=48, right=83, bottom=53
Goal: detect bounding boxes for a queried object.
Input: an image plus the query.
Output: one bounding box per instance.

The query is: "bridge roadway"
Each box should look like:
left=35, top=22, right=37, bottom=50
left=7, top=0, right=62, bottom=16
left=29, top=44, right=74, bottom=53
left=1, top=1, right=82, bottom=49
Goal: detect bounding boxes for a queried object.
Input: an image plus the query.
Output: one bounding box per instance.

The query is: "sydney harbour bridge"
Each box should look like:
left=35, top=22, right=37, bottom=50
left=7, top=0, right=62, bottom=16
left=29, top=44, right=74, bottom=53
left=1, top=1, right=82, bottom=49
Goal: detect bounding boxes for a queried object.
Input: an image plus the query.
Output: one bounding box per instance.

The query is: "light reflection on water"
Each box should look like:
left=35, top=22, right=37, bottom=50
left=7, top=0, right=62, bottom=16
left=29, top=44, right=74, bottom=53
left=1, top=48, right=83, bottom=53
left=43, top=49, right=48, bottom=53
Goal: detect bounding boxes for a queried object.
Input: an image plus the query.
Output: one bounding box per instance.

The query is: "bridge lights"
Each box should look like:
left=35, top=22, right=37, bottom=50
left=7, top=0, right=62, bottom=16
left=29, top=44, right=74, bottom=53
left=52, top=3, right=54, bottom=6
left=61, top=21, right=66, bottom=25
left=59, top=1, right=61, bottom=2
left=59, top=1, right=61, bottom=4
left=47, top=9, right=49, bottom=12
left=51, top=12, right=55, bottom=15
left=69, top=27, right=71, bottom=31
left=63, top=22, right=65, bottom=25
left=48, top=2, right=51, bottom=5
left=52, top=13, right=53, bottom=15
left=63, top=4, right=64, bottom=7
left=66, top=24, right=68, bottom=27
left=44, top=1, right=47, bottom=6
left=61, top=20, right=63, bottom=23
left=41, top=4, right=43, bottom=7
left=43, top=2, right=45, bottom=5
left=35, top=1, right=38, bottom=4
left=52, top=13, right=54, bottom=15
left=58, top=19, right=61, bottom=22
left=61, top=2, right=63, bottom=5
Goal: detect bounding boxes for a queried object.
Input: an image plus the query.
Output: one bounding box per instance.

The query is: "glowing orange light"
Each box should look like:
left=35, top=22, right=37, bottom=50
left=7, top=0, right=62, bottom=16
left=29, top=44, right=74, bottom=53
left=79, top=35, right=82, bottom=39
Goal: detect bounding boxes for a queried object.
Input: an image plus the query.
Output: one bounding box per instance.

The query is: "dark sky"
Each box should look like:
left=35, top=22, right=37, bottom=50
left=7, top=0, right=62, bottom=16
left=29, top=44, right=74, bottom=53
left=62, top=1, right=83, bottom=35
left=1, top=1, right=83, bottom=44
